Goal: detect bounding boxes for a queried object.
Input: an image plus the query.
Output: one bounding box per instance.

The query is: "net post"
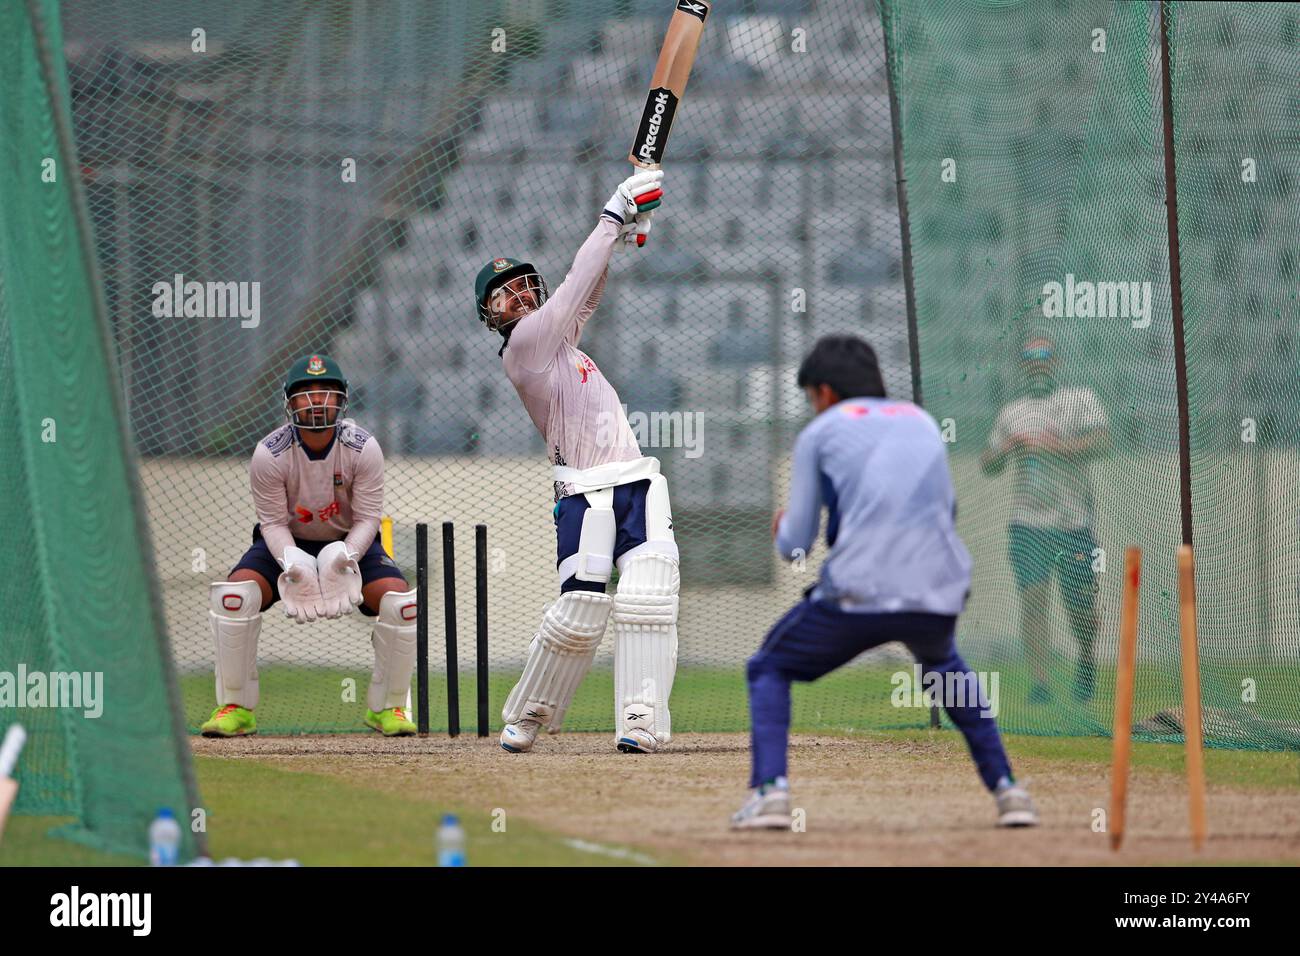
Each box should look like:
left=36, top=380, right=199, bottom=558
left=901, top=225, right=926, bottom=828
left=1159, top=0, right=1193, bottom=548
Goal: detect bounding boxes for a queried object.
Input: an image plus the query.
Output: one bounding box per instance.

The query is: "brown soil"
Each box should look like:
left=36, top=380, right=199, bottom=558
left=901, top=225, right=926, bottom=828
left=191, top=732, right=1300, bottom=866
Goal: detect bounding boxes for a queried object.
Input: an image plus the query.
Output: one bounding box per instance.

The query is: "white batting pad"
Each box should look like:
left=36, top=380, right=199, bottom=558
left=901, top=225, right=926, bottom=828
left=209, top=580, right=263, bottom=709
left=367, top=588, right=418, bottom=712
left=502, top=590, right=613, bottom=731
left=613, top=551, right=680, bottom=744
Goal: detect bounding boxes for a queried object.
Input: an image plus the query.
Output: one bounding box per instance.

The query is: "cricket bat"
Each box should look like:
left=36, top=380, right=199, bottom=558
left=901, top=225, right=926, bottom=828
left=0, top=724, right=27, bottom=845
left=628, top=0, right=711, bottom=172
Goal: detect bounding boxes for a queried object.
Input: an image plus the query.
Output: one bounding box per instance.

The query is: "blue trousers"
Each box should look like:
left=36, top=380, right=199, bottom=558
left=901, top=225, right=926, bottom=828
left=747, top=598, right=1013, bottom=791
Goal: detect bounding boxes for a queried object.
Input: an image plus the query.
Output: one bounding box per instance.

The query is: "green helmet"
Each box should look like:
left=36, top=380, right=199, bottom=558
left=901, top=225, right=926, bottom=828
left=282, top=353, right=349, bottom=431
left=475, top=257, right=548, bottom=331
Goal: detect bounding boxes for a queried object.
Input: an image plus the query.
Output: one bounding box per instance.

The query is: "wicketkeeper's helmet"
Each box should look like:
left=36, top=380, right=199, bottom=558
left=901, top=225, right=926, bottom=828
left=282, top=353, right=349, bottom=431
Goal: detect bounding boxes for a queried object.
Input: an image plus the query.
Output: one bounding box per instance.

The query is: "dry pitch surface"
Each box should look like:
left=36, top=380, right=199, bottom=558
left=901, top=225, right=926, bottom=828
left=192, top=732, right=1300, bottom=866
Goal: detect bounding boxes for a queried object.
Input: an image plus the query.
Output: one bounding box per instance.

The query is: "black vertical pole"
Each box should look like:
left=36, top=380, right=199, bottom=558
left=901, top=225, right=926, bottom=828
left=1160, top=0, right=1194, bottom=548
left=881, top=2, right=938, bottom=729
left=881, top=2, right=924, bottom=410
left=415, top=524, right=429, bottom=736
left=476, top=524, right=489, bottom=737
left=443, top=522, right=460, bottom=737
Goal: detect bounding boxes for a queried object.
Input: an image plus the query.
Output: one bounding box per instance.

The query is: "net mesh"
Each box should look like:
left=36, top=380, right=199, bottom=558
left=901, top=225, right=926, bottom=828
left=1172, top=2, right=1300, bottom=748
left=1, top=0, right=198, bottom=858
left=38, top=0, right=1300, bottom=749
left=882, top=0, right=1300, bottom=747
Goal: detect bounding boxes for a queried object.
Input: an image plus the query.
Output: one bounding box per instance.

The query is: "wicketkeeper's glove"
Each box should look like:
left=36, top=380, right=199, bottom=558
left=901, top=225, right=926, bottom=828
left=278, top=546, right=325, bottom=624
left=316, top=540, right=363, bottom=619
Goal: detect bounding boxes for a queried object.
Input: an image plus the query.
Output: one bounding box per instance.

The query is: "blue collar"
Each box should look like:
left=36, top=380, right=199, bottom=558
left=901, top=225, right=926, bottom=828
left=295, top=427, right=337, bottom=460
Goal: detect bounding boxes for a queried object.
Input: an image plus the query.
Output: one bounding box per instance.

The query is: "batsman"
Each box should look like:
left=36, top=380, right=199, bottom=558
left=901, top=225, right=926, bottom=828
left=200, top=354, right=418, bottom=738
left=475, top=169, right=677, bottom=754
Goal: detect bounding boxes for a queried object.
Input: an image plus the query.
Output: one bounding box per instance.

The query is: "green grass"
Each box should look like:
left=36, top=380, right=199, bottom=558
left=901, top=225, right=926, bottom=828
left=181, top=660, right=1300, bottom=750
left=0, top=817, right=141, bottom=866
left=2, top=757, right=665, bottom=867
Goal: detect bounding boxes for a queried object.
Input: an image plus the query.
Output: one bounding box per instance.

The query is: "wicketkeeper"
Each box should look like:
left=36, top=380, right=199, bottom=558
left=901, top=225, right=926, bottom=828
left=201, top=354, right=419, bottom=738
left=732, top=336, right=1039, bottom=829
left=475, top=169, right=679, bottom=755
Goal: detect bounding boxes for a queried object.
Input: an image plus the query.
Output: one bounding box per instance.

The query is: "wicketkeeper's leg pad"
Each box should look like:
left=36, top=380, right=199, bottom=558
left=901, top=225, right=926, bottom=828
left=502, top=590, right=613, bottom=732
left=209, top=580, right=263, bottom=709
left=367, top=588, right=419, bottom=713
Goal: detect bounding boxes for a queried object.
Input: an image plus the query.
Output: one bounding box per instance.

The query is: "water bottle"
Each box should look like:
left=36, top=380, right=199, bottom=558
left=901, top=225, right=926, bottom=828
left=149, top=807, right=181, bottom=866
left=437, top=813, right=466, bottom=867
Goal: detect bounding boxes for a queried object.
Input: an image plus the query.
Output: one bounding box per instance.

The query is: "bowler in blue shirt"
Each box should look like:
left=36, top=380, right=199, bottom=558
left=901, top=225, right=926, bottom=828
left=731, top=336, right=1039, bottom=831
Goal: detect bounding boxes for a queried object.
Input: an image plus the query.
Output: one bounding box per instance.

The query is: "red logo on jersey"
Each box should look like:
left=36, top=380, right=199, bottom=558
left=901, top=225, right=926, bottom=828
left=318, top=501, right=340, bottom=521
left=576, top=355, right=598, bottom=384
left=295, top=506, right=313, bottom=523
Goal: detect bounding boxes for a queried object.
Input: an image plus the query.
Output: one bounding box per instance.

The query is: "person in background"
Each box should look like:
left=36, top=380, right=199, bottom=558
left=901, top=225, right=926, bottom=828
left=981, top=335, right=1111, bottom=704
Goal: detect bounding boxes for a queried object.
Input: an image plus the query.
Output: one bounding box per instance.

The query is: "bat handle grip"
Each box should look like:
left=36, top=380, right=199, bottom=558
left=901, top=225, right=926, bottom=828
left=0, top=724, right=27, bottom=778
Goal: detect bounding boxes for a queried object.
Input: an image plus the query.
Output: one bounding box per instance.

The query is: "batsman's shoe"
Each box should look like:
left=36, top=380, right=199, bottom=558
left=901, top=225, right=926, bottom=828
left=200, top=704, right=257, bottom=738
left=616, top=729, right=659, bottom=754
left=364, top=707, right=416, bottom=737
left=995, top=779, right=1040, bottom=827
left=730, top=779, right=791, bottom=830
left=500, top=719, right=542, bottom=753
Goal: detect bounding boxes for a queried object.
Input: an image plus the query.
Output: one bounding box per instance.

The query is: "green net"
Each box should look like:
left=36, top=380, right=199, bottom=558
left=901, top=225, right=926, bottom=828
left=1172, top=2, right=1300, bottom=748
left=882, top=0, right=1300, bottom=748
left=40, top=0, right=1300, bottom=750
left=0, top=0, right=200, bottom=858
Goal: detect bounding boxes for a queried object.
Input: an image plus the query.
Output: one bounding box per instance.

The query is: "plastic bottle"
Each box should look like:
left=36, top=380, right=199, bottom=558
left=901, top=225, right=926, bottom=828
left=149, top=807, right=181, bottom=866
left=437, top=813, right=466, bottom=867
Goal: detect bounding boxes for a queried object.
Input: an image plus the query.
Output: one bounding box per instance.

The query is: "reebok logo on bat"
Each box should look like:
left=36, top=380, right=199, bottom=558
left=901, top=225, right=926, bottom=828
left=676, top=0, right=708, bottom=21
left=634, top=89, right=678, bottom=165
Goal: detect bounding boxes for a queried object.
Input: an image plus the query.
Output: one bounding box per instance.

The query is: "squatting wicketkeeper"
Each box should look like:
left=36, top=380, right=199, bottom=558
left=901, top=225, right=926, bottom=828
left=201, top=354, right=418, bottom=738
left=474, top=168, right=678, bottom=754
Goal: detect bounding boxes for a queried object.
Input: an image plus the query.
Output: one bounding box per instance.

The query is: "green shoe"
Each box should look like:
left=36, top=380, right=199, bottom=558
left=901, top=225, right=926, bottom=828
left=365, top=707, right=416, bottom=737
left=201, top=704, right=257, bottom=737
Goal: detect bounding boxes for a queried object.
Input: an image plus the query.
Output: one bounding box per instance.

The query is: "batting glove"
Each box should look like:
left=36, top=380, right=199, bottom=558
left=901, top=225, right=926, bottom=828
left=602, top=169, right=664, bottom=243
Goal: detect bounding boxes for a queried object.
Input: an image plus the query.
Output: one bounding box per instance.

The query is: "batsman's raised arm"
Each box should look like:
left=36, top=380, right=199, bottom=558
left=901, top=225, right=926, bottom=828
left=497, top=169, right=664, bottom=368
